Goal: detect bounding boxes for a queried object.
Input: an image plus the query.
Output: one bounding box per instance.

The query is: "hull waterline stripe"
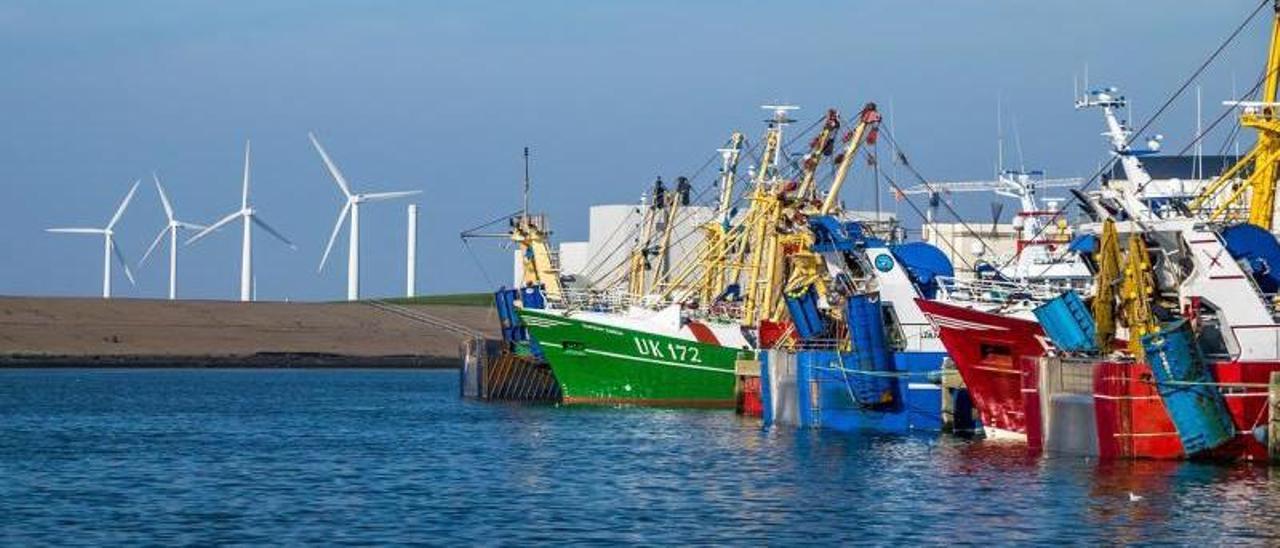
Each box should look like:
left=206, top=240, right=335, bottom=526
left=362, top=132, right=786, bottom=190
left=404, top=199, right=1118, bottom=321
left=540, top=341, right=735, bottom=375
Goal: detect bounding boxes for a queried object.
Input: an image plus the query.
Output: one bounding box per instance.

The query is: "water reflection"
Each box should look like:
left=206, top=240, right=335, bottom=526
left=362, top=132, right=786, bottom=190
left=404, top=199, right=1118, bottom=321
left=1, top=369, right=1277, bottom=545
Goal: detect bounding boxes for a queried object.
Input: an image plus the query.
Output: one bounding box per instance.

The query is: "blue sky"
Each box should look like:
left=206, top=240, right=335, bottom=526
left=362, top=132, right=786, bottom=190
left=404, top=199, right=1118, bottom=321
left=0, top=1, right=1267, bottom=300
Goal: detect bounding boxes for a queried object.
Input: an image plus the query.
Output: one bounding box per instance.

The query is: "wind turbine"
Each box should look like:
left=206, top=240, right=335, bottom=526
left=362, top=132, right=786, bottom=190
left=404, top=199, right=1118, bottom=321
left=309, top=132, right=421, bottom=301
left=187, top=141, right=295, bottom=302
left=138, top=173, right=206, bottom=300
left=47, top=180, right=140, bottom=298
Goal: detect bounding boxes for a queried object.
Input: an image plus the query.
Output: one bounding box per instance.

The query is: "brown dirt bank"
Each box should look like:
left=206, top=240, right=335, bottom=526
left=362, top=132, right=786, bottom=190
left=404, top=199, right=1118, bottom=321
left=0, top=296, right=498, bottom=368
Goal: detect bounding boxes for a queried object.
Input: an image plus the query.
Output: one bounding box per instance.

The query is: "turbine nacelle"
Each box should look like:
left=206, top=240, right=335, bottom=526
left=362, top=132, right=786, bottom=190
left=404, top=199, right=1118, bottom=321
left=47, top=179, right=140, bottom=297
left=309, top=131, right=421, bottom=300
left=185, top=141, right=294, bottom=301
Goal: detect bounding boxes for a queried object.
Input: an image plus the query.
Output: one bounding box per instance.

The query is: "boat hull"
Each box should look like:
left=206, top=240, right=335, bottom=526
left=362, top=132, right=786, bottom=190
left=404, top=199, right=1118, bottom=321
left=1093, top=360, right=1280, bottom=461
left=917, top=298, right=1047, bottom=437
left=517, top=308, right=740, bottom=407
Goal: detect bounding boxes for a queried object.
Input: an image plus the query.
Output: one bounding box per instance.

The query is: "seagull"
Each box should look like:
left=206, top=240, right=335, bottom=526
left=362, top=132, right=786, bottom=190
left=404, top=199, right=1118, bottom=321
left=1128, top=492, right=1144, bottom=502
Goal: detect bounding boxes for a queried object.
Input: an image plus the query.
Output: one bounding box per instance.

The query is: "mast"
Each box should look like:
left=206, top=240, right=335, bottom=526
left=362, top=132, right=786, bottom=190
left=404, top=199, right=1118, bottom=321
left=741, top=106, right=796, bottom=326
left=523, top=147, right=531, bottom=219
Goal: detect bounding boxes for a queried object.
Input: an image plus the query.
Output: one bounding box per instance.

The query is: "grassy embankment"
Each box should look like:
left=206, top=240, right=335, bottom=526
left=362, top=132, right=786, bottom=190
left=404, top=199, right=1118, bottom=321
left=382, top=293, right=493, bottom=307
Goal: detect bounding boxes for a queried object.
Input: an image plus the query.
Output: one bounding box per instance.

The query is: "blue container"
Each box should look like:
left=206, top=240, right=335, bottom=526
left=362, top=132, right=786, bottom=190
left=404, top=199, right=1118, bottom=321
left=494, top=289, right=525, bottom=344
left=1033, top=290, right=1099, bottom=353
left=845, top=295, right=897, bottom=406
left=1143, top=320, right=1235, bottom=456
left=785, top=287, right=827, bottom=340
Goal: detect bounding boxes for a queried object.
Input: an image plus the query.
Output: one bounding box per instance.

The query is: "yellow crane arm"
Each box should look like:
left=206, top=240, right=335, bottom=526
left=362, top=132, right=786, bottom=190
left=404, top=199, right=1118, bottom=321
left=795, top=110, right=841, bottom=201
left=1190, top=4, right=1280, bottom=229
left=820, top=103, right=882, bottom=215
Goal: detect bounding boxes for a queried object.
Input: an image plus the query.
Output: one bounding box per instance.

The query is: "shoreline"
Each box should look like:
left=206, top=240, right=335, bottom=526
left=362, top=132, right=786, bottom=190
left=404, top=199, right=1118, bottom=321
left=0, top=296, right=496, bottom=368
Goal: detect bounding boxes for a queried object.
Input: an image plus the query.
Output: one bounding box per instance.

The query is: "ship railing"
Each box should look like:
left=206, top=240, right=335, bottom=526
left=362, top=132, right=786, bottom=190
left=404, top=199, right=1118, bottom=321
left=558, top=287, right=748, bottom=321
left=936, top=276, right=1077, bottom=306
left=558, top=288, right=652, bottom=313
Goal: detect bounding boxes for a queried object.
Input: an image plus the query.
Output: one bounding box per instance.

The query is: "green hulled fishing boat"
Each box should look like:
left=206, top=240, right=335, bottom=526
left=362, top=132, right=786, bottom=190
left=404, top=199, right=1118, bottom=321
left=517, top=306, right=745, bottom=407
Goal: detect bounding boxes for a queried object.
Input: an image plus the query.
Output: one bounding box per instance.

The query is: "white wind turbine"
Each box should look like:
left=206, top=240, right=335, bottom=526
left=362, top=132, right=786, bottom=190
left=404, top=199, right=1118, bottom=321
left=309, top=132, right=421, bottom=301
left=187, top=141, right=295, bottom=302
left=138, top=173, right=206, bottom=300
left=47, top=180, right=140, bottom=298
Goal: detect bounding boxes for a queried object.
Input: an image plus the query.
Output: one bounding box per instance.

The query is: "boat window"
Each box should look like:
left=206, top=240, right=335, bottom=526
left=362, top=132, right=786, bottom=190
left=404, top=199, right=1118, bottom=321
left=1194, top=301, right=1230, bottom=359
left=880, top=304, right=906, bottom=351
left=979, top=343, right=1012, bottom=366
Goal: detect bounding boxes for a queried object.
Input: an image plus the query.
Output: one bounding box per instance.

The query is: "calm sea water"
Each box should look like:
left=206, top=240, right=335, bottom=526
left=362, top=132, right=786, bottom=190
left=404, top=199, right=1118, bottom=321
left=1, top=368, right=1277, bottom=545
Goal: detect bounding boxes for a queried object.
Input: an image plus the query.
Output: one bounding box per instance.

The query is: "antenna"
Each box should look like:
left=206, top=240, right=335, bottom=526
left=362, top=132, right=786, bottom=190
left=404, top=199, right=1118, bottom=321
left=523, top=146, right=531, bottom=218
left=996, top=92, right=1004, bottom=178
left=1012, top=114, right=1026, bottom=173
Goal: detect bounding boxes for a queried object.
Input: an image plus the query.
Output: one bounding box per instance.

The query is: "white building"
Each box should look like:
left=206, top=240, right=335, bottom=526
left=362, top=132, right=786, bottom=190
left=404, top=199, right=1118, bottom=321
left=513, top=204, right=715, bottom=290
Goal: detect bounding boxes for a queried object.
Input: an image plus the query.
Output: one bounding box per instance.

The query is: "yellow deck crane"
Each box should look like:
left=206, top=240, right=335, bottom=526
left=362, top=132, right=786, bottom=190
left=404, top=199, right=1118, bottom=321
left=694, top=132, right=746, bottom=304
left=651, top=119, right=786, bottom=309
left=510, top=214, right=564, bottom=301
left=462, top=147, right=565, bottom=303
left=627, top=183, right=665, bottom=298
left=737, top=106, right=796, bottom=326
left=1188, top=1, right=1280, bottom=229
left=777, top=104, right=883, bottom=314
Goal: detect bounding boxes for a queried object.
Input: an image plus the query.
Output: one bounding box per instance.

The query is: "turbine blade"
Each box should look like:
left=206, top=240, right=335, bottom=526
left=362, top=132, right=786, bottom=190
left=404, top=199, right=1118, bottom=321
left=360, top=190, right=422, bottom=202
left=186, top=211, right=240, bottom=245
left=308, top=132, right=353, bottom=197
left=111, top=237, right=135, bottom=285
left=46, top=228, right=107, bottom=234
left=108, top=180, right=141, bottom=230
left=318, top=202, right=351, bottom=271
left=242, top=140, right=251, bottom=209
left=177, top=221, right=207, bottom=231
left=252, top=215, right=296, bottom=250
left=153, top=172, right=175, bottom=222
left=139, top=226, right=168, bottom=268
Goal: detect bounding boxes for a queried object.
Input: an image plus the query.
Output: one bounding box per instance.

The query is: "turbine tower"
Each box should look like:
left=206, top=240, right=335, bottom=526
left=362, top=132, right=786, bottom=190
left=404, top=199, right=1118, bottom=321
left=47, top=180, right=140, bottom=298
left=139, top=173, right=206, bottom=300
left=309, top=132, right=421, bottom=301
left=187, top=141, right=295, bottom=302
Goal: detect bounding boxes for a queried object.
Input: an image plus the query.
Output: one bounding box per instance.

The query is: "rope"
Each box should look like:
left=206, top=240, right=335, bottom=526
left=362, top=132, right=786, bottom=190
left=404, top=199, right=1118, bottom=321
left=999, top=0, right=1272, bottom=272
left=582, top=112, right=830, bottom=291
left=462, top=238, right=498, bottom=289
left=578, top=134, right=765, bottom=286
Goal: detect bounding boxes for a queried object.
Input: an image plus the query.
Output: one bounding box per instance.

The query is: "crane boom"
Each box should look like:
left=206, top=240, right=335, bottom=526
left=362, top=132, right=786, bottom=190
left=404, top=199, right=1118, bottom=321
left=1189, top=1, right=1280, bottom=229
left=820, top=103, right=881, bottom=215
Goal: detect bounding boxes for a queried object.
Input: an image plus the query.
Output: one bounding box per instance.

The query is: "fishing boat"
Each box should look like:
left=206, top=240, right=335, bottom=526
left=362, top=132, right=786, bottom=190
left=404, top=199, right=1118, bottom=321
left=760, top=214, right=971, bottom=433
left=917, top=84, right=1224, bottom=439
left=514, top=104, right=884, bottom=406
left=929, top=2, right=1280, bottom=459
